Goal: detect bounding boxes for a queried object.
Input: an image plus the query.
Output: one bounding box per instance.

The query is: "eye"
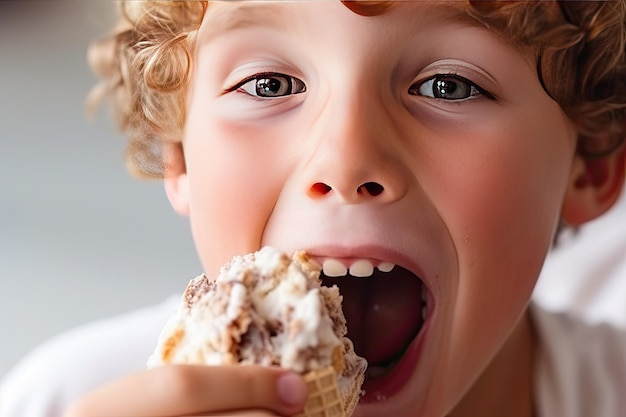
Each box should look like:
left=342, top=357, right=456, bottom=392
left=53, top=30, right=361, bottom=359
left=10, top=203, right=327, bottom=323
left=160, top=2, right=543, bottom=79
left=233, top=72, right=306, bottom=98
left=409, top=75, right=492, bottom=101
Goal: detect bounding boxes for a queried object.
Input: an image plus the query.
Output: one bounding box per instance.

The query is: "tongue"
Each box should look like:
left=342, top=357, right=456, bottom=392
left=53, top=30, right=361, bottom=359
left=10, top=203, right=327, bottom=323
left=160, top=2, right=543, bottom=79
left=323, top=267, right=424, bottom=366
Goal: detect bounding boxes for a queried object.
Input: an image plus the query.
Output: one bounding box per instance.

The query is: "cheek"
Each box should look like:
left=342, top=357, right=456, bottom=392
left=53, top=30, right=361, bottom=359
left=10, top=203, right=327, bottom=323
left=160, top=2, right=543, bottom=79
left=427, top=107, right=576, bottom=391
left=184, top=122, right=292, bottom=276
left=456, top=124, right=573, bottom=295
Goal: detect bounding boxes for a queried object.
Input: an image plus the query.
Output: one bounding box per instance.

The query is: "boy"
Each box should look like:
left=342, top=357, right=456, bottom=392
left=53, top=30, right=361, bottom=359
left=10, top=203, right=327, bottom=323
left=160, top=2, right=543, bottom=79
left=3, top=1, right=626, bottom=416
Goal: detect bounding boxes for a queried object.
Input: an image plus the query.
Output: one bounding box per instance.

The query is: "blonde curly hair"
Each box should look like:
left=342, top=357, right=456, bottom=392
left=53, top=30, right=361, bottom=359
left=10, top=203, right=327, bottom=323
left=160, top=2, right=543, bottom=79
left=88, top=0, right=626, bottom=178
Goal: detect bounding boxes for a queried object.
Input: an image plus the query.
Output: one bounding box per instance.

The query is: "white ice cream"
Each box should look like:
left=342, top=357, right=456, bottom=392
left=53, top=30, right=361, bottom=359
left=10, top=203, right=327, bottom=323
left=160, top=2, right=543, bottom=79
left=148, top=246, right=366, bottom=387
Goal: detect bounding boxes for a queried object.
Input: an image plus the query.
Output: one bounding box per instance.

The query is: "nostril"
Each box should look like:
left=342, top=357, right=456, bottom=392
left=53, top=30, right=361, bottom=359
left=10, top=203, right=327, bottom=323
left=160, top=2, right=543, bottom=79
left=309, top=182, right=332, bottom=197
left=358, top=182, right=384, bottom=196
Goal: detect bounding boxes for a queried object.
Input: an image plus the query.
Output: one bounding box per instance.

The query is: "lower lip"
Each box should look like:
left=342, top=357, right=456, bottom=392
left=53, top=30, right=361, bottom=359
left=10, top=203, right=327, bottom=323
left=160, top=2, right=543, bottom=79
left=360, top=317, right=431, bottom=403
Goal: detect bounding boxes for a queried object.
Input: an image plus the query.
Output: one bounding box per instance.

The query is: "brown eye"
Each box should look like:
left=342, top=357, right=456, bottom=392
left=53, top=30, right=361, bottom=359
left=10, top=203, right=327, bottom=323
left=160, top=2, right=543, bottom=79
left=239, top=73, right=306, bottom=98
left=409, top=75, right=485, bottom=100
left=432, top=77, right=470, bottom=99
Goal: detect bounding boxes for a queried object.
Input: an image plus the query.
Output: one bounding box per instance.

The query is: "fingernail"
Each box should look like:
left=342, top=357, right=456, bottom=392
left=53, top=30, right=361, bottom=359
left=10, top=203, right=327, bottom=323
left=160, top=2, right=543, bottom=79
left=277, top=372, right=307, bottom=406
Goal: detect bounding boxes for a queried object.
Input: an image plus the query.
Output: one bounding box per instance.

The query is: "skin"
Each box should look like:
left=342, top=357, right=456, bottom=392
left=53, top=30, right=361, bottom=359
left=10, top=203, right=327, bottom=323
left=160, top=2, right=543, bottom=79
left=65, top=2, right=625, bottom=417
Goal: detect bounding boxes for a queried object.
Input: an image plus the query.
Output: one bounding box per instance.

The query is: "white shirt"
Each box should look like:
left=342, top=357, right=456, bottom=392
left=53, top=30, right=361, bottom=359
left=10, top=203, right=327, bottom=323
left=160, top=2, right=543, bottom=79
left=532, top=306, right=626, bottom=417
left=2, top=298, right=625, bottom=417
left=0, top=296, right=179, bottom=417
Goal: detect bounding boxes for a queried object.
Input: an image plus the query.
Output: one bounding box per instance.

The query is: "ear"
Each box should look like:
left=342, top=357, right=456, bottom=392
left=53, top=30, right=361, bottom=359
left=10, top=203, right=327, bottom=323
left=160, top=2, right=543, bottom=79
left=561, top=141, right=625, bottom=226
left=163, top=142, right=190, bottom=217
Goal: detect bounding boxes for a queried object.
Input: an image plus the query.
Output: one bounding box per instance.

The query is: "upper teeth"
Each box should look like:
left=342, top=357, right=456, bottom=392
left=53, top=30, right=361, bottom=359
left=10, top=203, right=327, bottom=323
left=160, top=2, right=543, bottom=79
left=322, top=258, right=395, bottom=277
left=377, top=262, right=395, bottom=272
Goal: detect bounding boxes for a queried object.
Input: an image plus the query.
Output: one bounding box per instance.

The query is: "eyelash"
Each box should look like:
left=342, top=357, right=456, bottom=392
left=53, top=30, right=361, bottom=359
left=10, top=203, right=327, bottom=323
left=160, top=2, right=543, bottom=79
left=225, top=72, right=306, bottom=98
left=409, top=74, right=495, bottom=101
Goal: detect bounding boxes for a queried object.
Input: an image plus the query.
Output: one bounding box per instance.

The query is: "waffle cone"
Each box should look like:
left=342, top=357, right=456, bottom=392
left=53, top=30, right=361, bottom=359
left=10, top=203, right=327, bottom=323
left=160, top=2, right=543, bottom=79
left=294, top=366, right=346, bottom=417
left=340, top=367, right=365, bottom=416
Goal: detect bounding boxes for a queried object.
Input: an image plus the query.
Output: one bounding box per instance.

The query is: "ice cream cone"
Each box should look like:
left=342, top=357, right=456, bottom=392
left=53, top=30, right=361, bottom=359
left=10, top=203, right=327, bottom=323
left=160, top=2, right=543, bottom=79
left=340, top=368, right=364, bottom=417
left=147, top=247, right=366, bottom=416
left=295, top=366, right=346, bottom=417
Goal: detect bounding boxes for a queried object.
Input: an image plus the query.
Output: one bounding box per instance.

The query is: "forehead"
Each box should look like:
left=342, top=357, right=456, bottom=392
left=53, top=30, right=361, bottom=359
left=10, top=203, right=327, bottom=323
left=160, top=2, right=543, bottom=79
left=198, top=0, right=479, bottom=39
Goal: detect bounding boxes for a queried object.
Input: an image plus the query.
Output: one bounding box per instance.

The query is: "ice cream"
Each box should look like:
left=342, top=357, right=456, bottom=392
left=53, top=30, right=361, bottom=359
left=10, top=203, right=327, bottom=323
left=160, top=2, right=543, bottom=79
left=148, top=246, right=367, bottom=416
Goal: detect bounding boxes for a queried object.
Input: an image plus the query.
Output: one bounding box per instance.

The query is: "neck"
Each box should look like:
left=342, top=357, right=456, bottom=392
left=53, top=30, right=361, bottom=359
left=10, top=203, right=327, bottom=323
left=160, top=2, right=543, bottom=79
left=447, top=310, right=537, bottom=417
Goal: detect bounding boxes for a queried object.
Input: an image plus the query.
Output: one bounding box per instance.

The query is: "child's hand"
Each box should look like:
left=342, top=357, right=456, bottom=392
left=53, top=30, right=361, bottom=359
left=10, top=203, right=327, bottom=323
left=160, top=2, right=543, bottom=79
left=63, top=364, right=307, bottom=417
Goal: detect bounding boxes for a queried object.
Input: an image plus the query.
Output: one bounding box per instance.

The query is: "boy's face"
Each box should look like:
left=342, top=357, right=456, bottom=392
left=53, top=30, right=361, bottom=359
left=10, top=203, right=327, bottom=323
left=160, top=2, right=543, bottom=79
left=169, top=1, right=579, bottom=415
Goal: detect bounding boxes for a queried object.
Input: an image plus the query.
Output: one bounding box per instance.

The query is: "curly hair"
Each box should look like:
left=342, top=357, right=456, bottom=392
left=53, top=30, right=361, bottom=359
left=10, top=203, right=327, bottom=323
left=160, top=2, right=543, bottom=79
left=88, top=0, right=626, bottom=178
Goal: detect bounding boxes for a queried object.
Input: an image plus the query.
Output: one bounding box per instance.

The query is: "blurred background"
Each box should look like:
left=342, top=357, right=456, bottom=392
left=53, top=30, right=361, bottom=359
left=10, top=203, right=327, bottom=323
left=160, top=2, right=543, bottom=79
left=1, top=0, right=625, bottom=381
left=0, top=1, right=201, bottom=377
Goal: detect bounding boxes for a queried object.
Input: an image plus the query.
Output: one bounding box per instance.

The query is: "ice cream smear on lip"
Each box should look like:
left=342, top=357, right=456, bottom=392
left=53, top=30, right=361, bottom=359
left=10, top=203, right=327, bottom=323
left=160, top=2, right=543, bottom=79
left=148, top=246, right=367, bottom=409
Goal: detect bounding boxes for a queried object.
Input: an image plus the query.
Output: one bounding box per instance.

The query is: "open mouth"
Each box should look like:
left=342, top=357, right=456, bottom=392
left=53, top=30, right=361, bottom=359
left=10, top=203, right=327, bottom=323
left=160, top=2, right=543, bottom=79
left=319, top=258, right=429, bottom=402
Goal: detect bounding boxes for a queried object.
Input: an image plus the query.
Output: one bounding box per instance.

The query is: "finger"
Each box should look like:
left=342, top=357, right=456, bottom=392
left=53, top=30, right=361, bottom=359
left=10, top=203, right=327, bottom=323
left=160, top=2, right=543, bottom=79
left=64, top=365, right=307, bottom=417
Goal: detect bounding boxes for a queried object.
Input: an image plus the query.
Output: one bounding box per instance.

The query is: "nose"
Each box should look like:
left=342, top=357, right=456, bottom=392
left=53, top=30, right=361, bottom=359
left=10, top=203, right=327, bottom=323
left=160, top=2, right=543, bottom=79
left=302, top=89, right=409, bottom=205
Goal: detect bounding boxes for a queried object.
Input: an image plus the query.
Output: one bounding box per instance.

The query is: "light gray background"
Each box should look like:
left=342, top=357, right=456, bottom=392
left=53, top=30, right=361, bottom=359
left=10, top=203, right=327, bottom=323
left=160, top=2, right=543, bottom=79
left=0, top=1, right=201, bottom=378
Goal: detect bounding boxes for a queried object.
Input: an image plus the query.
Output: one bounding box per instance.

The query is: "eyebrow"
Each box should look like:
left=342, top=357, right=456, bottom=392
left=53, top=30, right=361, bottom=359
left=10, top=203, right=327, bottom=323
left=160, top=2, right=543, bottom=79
left=198, top=2, right=290, bottom=42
